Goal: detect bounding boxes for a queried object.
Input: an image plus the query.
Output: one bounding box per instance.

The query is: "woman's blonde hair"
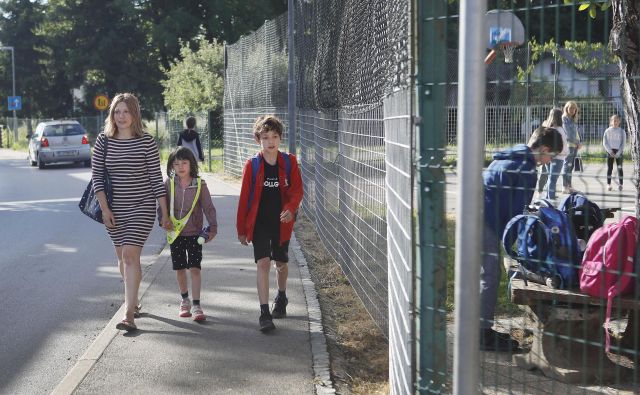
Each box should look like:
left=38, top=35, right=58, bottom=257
left=610, top=114, right=621, bottom=127
left=103, top=93, right=145, bottom=138
left=563, top=100, right=579, bottom=121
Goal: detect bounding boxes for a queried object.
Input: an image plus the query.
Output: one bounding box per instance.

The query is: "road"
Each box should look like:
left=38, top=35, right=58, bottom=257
left=0, top=149, right=166, bottom=394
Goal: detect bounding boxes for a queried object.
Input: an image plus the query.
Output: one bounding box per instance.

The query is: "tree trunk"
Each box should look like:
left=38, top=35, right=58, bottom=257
left=610, top=0, right=640, bottom=215
left=610, top=0, right=640, bottom=351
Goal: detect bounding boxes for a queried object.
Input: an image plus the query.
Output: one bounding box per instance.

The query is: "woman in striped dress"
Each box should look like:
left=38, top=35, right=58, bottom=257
left=92, top=93, right=171, bottom=331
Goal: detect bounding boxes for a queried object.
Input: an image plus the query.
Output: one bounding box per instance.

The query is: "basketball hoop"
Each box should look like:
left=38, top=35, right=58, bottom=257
left=499, top=42, right=517, bottom=64
left=484, top=9, right=525, bottom=66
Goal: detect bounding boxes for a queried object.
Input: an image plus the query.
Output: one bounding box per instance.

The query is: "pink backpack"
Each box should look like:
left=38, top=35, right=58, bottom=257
left=579, top=215, right=638, bottom=351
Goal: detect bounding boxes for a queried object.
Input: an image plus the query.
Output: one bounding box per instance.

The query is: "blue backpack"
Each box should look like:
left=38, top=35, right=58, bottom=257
left=557, top=192, right=604, bottom=243
left=502, top=203, right=580, bottom=289
left=247, top=152, right=293, bottom=211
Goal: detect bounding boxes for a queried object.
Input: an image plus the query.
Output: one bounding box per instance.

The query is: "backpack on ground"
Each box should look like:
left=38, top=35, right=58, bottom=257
left=502, top=204, right=580, bottom=289
left=557, top=192, right=604, bottom=243
left=579, top=215, right=638, bottom=351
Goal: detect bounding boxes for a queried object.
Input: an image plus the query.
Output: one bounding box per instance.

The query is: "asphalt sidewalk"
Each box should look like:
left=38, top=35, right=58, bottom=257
left=52, top=173, right=333, bottom=395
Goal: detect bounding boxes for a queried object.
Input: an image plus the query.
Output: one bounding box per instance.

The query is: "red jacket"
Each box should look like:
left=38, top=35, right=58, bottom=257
left=236, top=151, right=303, bottom=245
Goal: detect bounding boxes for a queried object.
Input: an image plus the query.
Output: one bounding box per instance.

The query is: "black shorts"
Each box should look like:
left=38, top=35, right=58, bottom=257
left=170, top=235, right=202, bottom=270
left=252, top=224, right=289, bottom=263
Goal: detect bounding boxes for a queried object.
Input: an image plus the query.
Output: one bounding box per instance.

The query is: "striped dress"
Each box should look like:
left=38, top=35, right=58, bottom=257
left=92, top=133, right=166, bottom=247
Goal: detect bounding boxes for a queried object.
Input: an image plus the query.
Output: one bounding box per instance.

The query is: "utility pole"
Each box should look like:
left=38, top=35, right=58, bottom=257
left=0, top=47, right=16, bottom=138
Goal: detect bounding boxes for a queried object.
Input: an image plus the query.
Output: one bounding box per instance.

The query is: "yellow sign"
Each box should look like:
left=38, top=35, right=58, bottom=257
left=93, top=95, right=109, bottom=111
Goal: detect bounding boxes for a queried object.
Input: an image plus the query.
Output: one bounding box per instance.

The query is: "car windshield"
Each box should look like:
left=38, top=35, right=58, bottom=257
left=43, top=124, right=85, bottom=137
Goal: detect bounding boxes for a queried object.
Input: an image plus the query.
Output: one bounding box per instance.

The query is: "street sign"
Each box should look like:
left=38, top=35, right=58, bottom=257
left=8, top=96, right=21, bottom=111
left=93, top=94, right=109, bottom=111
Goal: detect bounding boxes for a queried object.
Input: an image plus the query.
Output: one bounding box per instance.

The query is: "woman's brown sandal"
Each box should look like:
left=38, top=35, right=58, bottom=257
left=115, top=319, right=137, bottom=332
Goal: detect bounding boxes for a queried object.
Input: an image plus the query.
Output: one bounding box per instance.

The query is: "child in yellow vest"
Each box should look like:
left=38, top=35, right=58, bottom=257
left=161, top=147, right=217, bottom=321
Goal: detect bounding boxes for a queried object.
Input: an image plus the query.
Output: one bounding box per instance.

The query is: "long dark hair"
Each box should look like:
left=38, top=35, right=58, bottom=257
left=543, top=108, right=563, bottom=128
left=167, top=146, right=199, bottom=178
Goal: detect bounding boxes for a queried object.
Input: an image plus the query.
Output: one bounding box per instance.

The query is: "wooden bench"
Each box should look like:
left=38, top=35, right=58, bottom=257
left=503, top=257, right=639, bottom=384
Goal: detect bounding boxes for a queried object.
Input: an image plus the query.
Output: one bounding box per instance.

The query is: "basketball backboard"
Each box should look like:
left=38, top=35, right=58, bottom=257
left=484, top=9, right=525, bottom=65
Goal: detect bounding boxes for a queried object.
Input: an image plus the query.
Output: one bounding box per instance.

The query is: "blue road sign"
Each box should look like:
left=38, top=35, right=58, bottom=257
left=8, top=96, right=21, bottom=111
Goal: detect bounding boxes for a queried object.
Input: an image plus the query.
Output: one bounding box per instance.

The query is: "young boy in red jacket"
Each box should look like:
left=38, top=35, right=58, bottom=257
left=236, top=115, right=303, bottom=332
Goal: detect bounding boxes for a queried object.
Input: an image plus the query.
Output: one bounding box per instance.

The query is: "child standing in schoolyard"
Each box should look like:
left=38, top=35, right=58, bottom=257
left=603, top=114, right=625, bottom=191
left=481, top=126, right=563, bottom=351
left=162, top=146, right=218, bottom=321
left=536, top=108, right=568, bottom=200
left=561, top=101, right=582, bottom=193
left=236, top=115, right=303, bottom=332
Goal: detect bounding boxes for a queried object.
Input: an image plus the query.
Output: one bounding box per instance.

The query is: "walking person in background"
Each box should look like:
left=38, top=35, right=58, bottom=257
left=177, top=116, right=205, bottom=162
left=236, top=115, right=303, bottom=333
left=561, top=101, right=582, bottom=193
left=603, top=114, right=625, bottom=191
left=92, top=93, right=171, bottom=332
left=536, top=108, right=568, bottom=200
left=161, top=146, right=218, bottom=321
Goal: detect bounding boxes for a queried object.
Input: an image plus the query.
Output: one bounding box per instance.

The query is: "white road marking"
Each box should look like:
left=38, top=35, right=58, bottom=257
left=0, top=197, right=78, bottom=211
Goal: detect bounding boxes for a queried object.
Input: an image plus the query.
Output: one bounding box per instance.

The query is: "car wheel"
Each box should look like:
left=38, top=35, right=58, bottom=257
left=84, top=159, right=91, bottom=168
left=37, top=153, right=46, bottom=169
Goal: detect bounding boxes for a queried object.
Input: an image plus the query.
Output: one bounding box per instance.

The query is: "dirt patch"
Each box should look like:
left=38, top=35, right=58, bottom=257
left=294, top=214, right=389, bottom=395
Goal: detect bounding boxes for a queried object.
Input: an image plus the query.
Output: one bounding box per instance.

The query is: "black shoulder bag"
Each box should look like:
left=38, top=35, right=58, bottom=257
left=78, top=134, right=112, bottom=223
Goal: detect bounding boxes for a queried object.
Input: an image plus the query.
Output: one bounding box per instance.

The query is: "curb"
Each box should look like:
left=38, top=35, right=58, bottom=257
left=50, top=248, right=172, bottom=395
left=206, top=172, right=335, bottom=393
left=290, top=234, right=336, bottom=394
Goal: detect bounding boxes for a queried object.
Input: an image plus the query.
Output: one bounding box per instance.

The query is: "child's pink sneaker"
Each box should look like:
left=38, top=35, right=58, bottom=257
left=192, top=304, right=206, bottom=321
left=179, top=298, right=192, bottom=317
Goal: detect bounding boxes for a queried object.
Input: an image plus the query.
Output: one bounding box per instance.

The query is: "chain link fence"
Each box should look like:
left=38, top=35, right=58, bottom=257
left=223, top=0, right=640, bottom=393
left=224, top=0, right=411, bottom=371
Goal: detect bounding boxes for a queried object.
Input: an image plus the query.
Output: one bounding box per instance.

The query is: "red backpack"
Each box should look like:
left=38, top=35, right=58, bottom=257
left=579, top=215, right=639, bottom=350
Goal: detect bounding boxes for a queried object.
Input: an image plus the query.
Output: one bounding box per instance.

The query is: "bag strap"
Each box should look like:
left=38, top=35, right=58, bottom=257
left=502, top=214, right=543, bottom=261
left=248, top=154, right=261, bottom=211
left=247, top=152, right=292, bottom=211
left=167, top=177, right=202, bottom=244
left=100, top=133, right=109, bottom=178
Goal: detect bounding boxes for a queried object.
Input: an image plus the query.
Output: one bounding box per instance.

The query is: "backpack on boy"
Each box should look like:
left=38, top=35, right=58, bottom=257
left=579, top=215, right=638, bottom=351
left=502, top=201, right=581, bottom=289
left=557, top=192, right=604, bottom=243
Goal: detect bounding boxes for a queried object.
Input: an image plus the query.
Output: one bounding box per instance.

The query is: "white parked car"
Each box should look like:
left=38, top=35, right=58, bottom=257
left=28, top=120, right=91, bottom=169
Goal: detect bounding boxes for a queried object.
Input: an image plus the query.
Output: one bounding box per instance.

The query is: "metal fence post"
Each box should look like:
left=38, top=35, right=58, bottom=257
left=453, top=0, right=487, bottom=394
left=287, top=0, right=297, bottom=155
left=416, top=1, right=448, bottom=392
left=208, top=110, right=213, bottom=171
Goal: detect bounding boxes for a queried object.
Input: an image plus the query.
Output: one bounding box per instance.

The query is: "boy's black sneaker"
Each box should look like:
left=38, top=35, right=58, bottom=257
left=259, top=312, right=276, bottom=332
left=480, top=328, right=519, bottom=352
left=271, top=294, right=288, bottom=319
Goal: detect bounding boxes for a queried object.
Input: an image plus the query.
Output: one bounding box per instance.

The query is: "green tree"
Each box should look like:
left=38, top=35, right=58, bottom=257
left=38, top=0, right=164, bottom=116
left=139, top=0, right=287, bottom=69
left=0, top=0, right=47, bottom=117
left=161, top=38, right=224, bottom=118
left=0, top=1, right=288, bottom=117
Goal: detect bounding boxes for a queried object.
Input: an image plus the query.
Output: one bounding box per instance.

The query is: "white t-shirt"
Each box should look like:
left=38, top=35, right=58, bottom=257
left=553, top=126, right=569, bottom=160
